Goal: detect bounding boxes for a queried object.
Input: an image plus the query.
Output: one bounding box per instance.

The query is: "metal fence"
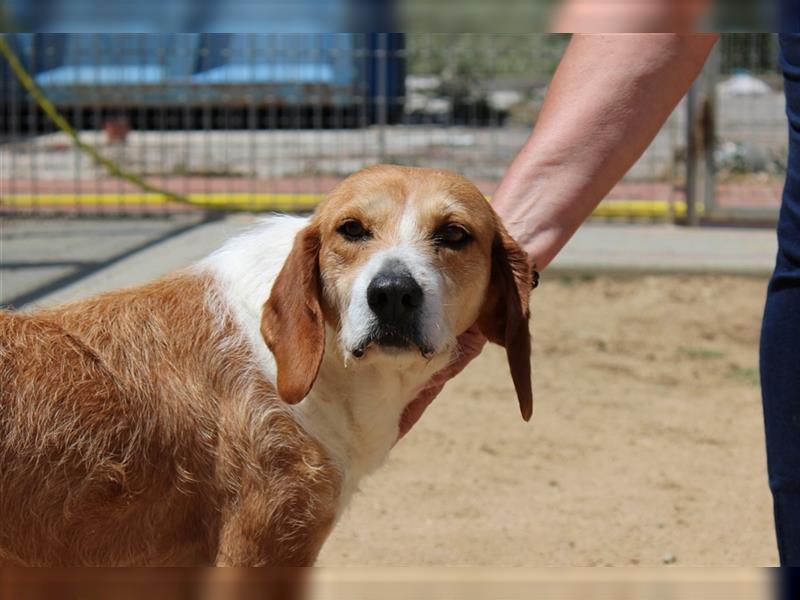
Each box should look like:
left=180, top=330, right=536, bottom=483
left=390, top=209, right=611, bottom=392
left=0, top=33, right=785, bottom=221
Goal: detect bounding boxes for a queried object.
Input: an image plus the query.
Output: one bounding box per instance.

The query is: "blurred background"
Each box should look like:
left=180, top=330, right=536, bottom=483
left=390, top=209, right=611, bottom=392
left=0, top=33, right=784, bottom=221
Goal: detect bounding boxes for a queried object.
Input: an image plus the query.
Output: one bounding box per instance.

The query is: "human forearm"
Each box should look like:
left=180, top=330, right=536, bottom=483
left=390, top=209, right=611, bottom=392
left=552, top=0, right=713, bottom=32
left=493, top=33, right=719, bottom=269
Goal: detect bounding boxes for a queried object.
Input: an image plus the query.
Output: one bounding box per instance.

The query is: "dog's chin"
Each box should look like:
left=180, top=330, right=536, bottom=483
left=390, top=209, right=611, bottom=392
left=348, top=331, right=437, bottom=362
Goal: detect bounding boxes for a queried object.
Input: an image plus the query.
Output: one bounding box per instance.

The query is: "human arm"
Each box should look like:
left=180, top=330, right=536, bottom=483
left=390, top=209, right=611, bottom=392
left=493, top=33, right=719, bottom=269
left=400, top=33, right=719, bottom=439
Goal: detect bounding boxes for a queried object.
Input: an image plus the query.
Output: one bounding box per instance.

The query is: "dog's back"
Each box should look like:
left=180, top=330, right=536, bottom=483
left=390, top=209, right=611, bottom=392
left=0, top=274, right=228, bottom=565
left=1, top=269, right=341, bottom=566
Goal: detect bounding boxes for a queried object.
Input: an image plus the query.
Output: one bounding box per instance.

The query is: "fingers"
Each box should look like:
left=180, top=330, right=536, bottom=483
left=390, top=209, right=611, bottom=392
left=398, top=384, right=442, bottom=439
left=437, top=326, right=486, bottom=384
left=397, top=327, right=488, bottom=441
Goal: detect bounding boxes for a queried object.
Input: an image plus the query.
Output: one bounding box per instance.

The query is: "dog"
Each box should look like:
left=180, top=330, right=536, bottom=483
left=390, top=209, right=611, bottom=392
left=0, top=165, right=533, bottom=566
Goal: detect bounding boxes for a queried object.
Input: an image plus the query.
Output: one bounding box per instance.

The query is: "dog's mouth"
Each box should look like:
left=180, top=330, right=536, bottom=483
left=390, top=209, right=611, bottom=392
left=351, top=327, right=434, bottom=359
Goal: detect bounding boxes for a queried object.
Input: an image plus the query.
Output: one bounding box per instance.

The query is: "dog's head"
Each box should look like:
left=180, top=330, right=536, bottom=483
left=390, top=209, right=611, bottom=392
left=261, top=165, right=534, bottom=420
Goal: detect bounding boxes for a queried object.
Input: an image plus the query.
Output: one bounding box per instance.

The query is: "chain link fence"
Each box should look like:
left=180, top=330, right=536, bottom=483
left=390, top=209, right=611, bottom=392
left=0, top=33, right=785, bottom=220
left=711, top=34, right=784, bottom=220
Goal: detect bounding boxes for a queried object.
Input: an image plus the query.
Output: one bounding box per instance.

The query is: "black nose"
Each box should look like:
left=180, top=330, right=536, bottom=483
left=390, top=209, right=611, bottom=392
left=367, top=272, right=423, bottom=323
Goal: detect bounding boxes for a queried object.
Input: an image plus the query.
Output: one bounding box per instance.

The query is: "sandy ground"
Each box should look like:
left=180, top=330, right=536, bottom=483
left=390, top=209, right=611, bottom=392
left=317, top=274, right=778, bottom=567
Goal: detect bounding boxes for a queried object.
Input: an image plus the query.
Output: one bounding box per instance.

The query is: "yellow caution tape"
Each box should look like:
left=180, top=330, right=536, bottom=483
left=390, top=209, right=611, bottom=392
left=1, top=191, right=693, bottom=220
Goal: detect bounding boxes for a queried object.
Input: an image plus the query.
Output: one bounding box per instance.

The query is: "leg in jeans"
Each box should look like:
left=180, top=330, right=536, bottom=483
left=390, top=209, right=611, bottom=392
left=761, top=260, right=800, bottom=565
left=762, top=33, right=800, bottom=566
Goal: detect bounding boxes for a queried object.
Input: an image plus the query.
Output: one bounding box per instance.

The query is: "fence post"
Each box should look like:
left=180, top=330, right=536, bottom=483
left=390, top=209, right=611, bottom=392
left=377, top=32, right=388, bottom=162
left=685, top=44, right=719, bottom=226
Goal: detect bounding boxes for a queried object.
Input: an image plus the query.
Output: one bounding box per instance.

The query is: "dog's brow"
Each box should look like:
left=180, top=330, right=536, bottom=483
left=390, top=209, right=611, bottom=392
left=440, top=198, right=462, bottom=214
left=397, top=199, right=420, bottom=242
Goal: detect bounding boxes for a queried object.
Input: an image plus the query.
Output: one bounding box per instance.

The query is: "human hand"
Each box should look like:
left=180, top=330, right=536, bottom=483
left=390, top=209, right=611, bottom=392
left=397, top=325, right=487, bottom=440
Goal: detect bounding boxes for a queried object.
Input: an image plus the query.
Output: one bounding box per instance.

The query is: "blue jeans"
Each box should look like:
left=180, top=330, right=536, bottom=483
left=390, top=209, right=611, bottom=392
left=761, top=34, right=800, bottom=566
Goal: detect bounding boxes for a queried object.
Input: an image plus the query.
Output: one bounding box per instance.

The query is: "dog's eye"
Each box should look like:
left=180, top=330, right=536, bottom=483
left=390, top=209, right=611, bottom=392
left=435, top=224, right=471, bottom=248
left=338, top=219, right=370, bottom=241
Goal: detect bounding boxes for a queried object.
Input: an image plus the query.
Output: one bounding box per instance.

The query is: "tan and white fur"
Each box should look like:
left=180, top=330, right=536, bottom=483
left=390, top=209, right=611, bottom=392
left=0, top=165, right=533, bottom=566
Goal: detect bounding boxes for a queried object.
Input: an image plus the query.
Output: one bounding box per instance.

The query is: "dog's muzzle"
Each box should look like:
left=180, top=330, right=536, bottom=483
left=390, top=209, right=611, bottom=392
left=353, top=263, right=432, bottom=357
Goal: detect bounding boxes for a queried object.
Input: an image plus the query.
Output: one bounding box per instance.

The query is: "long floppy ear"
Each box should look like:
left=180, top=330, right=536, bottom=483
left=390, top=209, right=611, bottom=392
left=476, top=219, right=533, bottom=421
left=261, top=225, right=325, bottom=404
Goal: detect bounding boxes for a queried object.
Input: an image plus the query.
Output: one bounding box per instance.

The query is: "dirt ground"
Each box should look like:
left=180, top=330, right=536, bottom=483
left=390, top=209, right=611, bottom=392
left=317, top=274, right=778, bottom=567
